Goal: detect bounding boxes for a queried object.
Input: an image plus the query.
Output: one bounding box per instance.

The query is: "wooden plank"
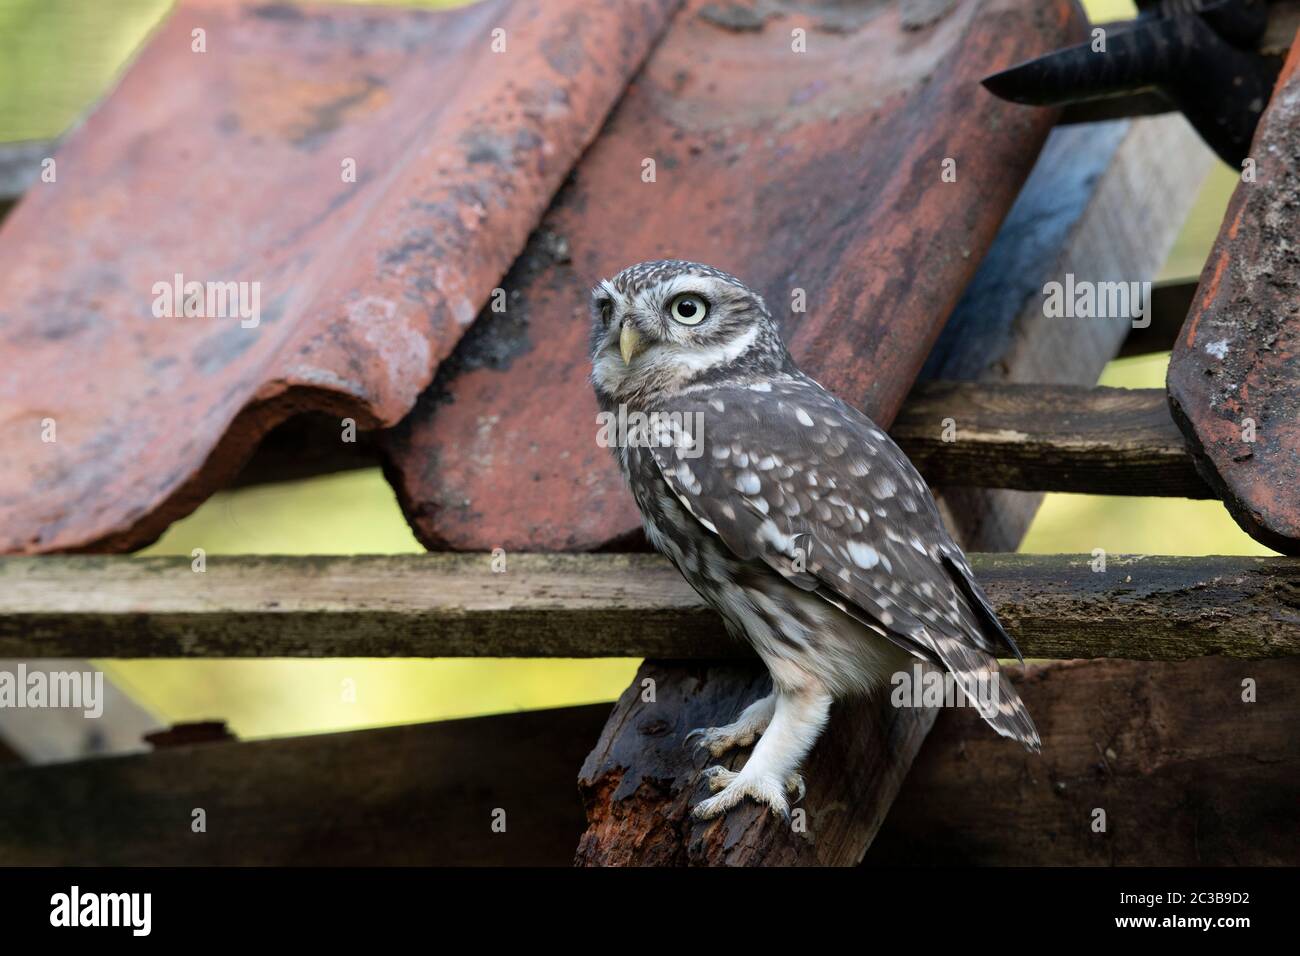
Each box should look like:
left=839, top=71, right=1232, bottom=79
left=236, top=379, right=1208, bottom=496
left=892, top=382, right=1210, bottom=498
left=866, top=656, right=1300, bottom=866
left=3, top=553, right=1294, bottom=661
left=0, top=704, right=606, bottom=865
left=6, top=663, right=1290, bottom=866
left=1167, top=39, right=1300, bottom=556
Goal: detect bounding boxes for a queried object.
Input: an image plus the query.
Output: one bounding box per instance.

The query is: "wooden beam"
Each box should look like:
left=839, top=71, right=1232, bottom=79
left=236, top=378, right=1212, bottom=498
left=4, top=661, right=1290, bottom=865
left=0, top=704, right=605, bottom=865
left=866, top=656, right=1300, bottom=866
left=892, top=382, right=1211, bottom=498
left=1, top=553, right=1294, bottom=661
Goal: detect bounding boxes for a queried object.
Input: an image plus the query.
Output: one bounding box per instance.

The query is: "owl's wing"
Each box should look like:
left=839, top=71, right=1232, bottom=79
left=643, top=376, right=1038, bottom=749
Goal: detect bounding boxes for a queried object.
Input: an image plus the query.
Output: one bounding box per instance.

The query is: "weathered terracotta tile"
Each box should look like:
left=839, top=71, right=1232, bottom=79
left=0, top=0, right=678, bottom=553
left=383, top=0, right=1081, bottom=551
left=1168, top=36, right=1300, bottom=556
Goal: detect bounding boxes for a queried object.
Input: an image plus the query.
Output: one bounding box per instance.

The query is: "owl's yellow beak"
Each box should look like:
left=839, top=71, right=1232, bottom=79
left=619, top=323, right=644, bottom=365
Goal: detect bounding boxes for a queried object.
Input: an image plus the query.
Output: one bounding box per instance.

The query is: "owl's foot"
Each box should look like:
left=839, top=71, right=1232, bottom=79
left=701, top=766, right=805, bottom=801
left=685, top=724, right=761, bottom=758
left=684, top=692, right=776, bottom=757
left=693, top=766, right=805, bottom=820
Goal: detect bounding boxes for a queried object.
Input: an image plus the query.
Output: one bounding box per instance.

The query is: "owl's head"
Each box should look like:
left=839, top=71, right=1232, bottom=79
left=589, top=259, right=791, bottom=406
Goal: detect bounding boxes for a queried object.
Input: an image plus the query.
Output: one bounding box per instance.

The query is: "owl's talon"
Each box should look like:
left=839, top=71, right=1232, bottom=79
left=683, top=722, right=761, bottom=757
left=701, top=765, right=738, bottom=792
left=786, top=773, right=806, bottom=803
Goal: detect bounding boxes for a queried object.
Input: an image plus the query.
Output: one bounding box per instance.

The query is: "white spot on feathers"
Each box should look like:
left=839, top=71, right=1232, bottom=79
left=847, top=541, right=880, bottom=569
left=675, top=462, right=702, bottom=494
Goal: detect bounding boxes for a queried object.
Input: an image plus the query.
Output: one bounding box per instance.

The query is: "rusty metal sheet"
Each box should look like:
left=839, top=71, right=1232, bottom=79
left=383, top=0, right=1081, bottom=551
left=0, top=0, right=678, bottom=553
left=1167, top=36, right=1300, bottom=556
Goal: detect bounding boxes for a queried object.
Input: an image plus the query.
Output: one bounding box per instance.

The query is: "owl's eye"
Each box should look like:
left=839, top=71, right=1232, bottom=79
left=595, top=296, right=613, bottom=324
left=669, top=293, right=708, bottom=325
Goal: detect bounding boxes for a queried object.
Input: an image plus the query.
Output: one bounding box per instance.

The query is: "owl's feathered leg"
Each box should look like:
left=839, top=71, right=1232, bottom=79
left=684, top=691, right=775, bottom=757
left=692, top=686, right=831, bottom=820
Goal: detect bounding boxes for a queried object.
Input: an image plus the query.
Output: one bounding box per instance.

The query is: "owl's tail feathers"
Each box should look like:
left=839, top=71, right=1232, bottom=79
left=932, top=635, right=1041, bottom=752
left=981, top=671, right=1041, bottom=753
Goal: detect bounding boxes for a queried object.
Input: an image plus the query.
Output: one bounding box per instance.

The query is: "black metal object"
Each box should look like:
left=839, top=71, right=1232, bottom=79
left=983, top=0, right=1287, bottom=165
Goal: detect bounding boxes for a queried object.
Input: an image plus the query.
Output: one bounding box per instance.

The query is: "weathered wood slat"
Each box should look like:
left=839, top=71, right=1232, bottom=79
left=865, top=656, right=1300, bottom=866
left=237, top=379, right=1212, bottom=499
left=1, top=553, right=1294, bottom=660
left=0, top=704, right=605, bottom=865
left=892, top=382, right=1210, bottom=498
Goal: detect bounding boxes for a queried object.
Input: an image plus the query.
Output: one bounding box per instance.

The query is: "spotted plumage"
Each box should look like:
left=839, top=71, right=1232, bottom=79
left=590, top=259, right=1040, bottom=820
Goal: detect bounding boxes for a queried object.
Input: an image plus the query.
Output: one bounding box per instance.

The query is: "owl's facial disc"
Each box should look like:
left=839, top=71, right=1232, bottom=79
left=590, top=260, right=790, bottom=404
